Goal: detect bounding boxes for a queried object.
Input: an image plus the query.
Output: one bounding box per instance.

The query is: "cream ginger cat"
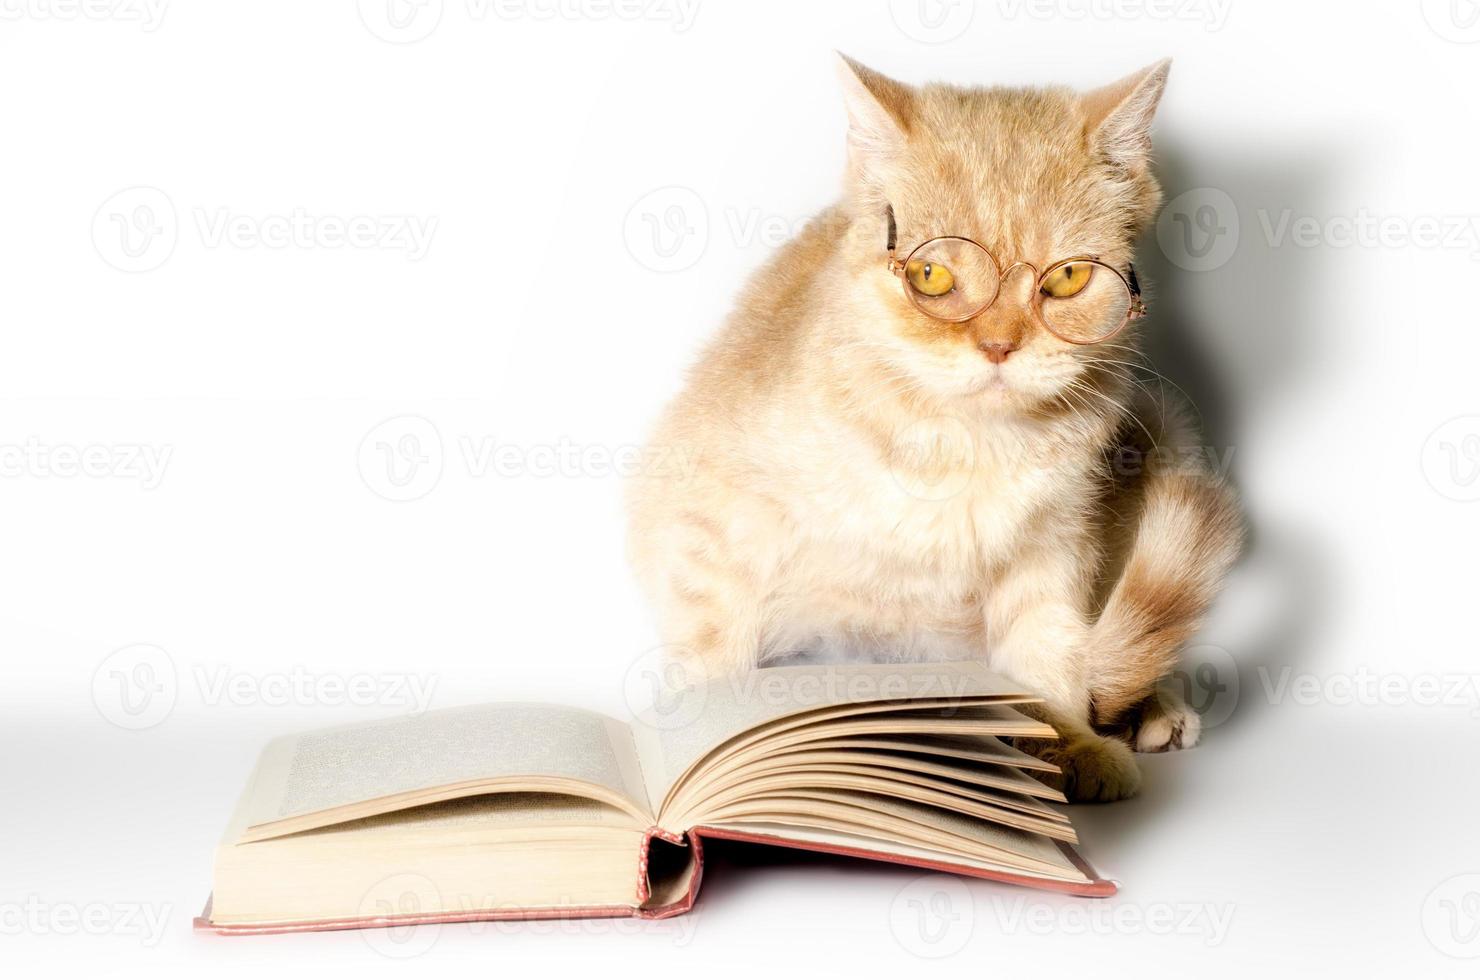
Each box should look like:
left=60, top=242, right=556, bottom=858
left=627, top=56, right=1243, bottom=802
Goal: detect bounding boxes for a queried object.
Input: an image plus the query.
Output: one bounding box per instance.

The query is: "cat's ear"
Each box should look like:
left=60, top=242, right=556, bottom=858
left=834, top=53, right=912, bottom=170
left=1081, top=59, right=1171, bottom=172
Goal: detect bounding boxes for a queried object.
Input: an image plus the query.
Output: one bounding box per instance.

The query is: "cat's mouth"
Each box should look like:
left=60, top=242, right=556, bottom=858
left=982, top=371, right=1011, bottom=392
left=966, top=367, right=1014, bottom=399
left=962, top=361, right=1075, bottom=409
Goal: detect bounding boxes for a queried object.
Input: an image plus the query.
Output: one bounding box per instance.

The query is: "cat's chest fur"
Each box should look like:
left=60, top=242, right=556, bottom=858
left=759, top=414, right=1094, bottom=658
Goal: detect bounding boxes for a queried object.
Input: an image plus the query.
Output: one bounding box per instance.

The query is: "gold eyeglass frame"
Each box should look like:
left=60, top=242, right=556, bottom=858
left=884, top=206, right=1147, bottom=345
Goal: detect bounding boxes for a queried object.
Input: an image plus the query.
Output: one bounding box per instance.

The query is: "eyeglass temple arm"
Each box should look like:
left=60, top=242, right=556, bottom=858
left=1126, top=263, right=1147, bottom=319
left=885, top=205, right=902, bottom=273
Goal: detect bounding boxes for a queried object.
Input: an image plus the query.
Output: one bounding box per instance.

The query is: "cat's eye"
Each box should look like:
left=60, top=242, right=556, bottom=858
left=891, top=236, right=1001, bottom=321
left=1036, top=258, right=1138, bottom=344
left=905, top=259, right=955, bottom=296
left=1039, top=262, right=1092, bottom=298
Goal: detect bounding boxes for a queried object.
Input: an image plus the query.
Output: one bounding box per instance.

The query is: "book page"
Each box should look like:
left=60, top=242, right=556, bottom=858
left=239, top=702, right=652, bottom=837
left=788, top=733, right=1060, bottom=772
left=286, top=792, right=641, bottom=839
left=211, top=792, right=649, bottom=926
left=702, top=820, right=1087, bottom=884
left=629, top=661, right=1030, bottom=805
left=702, top=793, right=1084, bottom=880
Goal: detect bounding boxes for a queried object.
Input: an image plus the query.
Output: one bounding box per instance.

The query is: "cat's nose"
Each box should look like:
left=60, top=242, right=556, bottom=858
left=979, top=341, right=1019, bottom=364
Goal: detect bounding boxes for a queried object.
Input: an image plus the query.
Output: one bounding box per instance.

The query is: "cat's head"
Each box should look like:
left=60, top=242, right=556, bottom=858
left=830, top=55, right=1169, bottom=412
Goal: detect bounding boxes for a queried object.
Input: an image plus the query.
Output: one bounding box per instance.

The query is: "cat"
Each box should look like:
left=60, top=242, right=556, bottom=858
left=626, top=55, right=1243, bottom=802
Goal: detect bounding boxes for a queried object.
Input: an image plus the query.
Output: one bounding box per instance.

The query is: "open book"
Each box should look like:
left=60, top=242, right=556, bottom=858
left=198, top=662, right=1114, bottom=934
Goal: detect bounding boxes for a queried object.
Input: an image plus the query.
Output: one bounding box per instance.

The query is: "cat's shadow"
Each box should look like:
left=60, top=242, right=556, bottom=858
left=1134, top=135, right=1341, bottom=445
left=1069, top=135, right=1345, bottom=849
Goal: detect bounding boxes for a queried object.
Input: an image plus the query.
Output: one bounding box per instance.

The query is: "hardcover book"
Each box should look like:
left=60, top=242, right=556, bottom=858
left=197, top=662, right=1114, bottom=935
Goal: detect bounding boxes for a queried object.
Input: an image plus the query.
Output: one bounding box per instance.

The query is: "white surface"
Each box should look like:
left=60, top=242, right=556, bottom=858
left=4, top=0, right=1480, bottom=974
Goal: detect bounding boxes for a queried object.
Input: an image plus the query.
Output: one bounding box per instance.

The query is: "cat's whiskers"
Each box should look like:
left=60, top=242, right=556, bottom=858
left=1095, top=343, right=1205, bottom=429
left=1076, top=356, right=1168, bottom=432
left=1063, top=377, right=1159, bottom=452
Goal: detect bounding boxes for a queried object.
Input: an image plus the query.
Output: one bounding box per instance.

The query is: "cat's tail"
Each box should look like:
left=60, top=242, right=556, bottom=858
left=1087, top=469, right=1244, bottom=728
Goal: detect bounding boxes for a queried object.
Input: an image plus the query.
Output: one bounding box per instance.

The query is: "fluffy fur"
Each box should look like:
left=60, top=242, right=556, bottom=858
left=626, top=56, right=1243, bottom=801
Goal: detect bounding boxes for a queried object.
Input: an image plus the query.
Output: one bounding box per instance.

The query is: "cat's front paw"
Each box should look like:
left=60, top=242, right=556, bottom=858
left=1049, top=734, right=1142, bottom=803
left=1127, top=686, right=1202, bottom=753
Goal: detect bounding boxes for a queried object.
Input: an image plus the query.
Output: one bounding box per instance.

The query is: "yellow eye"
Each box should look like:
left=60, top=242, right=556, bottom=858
left=905, top=258, right=955, bottom=297
left=1040, top=262, right=1093, bottom=298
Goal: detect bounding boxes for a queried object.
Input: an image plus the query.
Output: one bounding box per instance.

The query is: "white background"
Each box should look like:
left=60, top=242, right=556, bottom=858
left=4, top=0, right=1480, bottom=974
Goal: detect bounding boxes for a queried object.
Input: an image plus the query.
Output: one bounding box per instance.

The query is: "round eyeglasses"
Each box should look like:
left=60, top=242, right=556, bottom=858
left=885, top=208, right=1146, bottom=345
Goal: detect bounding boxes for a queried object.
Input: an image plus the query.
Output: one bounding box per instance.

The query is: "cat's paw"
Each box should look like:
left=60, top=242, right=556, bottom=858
left=1051, top=734, right=1142, bottom=803
left=1130, top=686, right=1202, bottom=753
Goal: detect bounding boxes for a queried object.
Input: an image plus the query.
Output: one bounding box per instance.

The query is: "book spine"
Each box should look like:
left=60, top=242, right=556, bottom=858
left=637, top=826, right=687, bottom=903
